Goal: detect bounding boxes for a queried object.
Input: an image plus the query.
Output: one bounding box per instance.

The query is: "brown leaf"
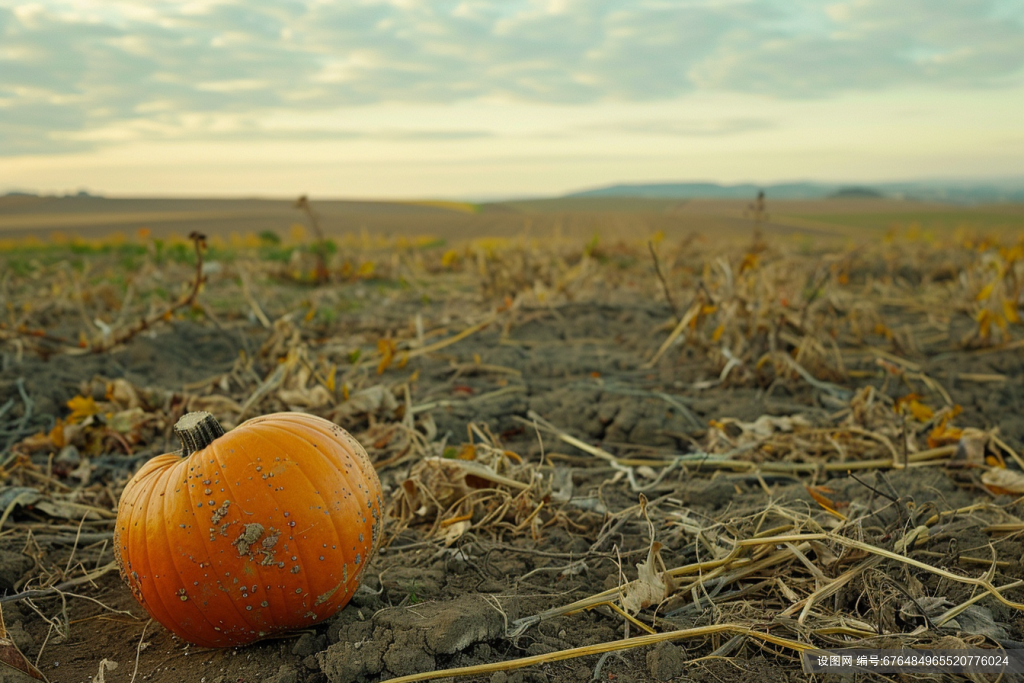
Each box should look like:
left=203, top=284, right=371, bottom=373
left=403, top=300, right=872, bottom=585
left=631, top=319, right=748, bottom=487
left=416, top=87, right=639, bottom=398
left=0, top=604, right=45, bottom=681
left=105, top=378, right=140, bottom=409
left=807, top=486, right=845, bottom=518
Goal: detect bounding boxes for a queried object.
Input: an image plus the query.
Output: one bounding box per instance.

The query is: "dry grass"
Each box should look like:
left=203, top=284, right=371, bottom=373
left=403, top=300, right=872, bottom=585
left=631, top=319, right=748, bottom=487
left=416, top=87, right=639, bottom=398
left=1, top=220, right=1023, bottom=681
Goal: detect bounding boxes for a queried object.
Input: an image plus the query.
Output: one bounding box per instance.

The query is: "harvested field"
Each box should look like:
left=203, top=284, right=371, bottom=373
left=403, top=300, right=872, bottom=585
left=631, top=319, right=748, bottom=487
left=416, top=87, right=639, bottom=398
left=1, top=207, right=1024, bottom=683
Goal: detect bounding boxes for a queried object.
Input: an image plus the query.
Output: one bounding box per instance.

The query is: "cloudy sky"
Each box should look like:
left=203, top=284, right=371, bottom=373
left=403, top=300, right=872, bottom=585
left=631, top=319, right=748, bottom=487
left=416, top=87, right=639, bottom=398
left=2, top=0, right=1023, bottom=198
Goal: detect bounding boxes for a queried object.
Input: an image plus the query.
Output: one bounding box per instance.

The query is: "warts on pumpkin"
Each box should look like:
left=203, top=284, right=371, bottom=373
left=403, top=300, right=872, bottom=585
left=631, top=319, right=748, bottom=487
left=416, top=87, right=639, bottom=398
left=261, top=528, right=280, bottom=549
left=211, top=499, right=231, bottom=524
left=233, top=523, right=265, bottom=556
left=258, top=527, right=281, bottom=566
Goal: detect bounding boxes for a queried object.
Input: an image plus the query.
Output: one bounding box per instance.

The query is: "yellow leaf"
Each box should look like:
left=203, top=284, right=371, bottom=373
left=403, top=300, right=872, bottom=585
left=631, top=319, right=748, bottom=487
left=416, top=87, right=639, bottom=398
left=927, top=423, right=963, bottom=448
left=325, top=365, right=336, bottom=392
left=894, top=393, right=922, bottom=411
left=1005, top=300, right=1022, bottom=324
left=66, top=395, right=100, bottom=423
left=907, top=400, right=934, bottom=422
left=376, top=338, right=396, bottom=374
left=976, top=309, right=993, bottom=339
left=976, top=281, right=995, bottom=302
left=48, top=419, right=66, bottom=449
left=711, top=324, right=725, bottom=342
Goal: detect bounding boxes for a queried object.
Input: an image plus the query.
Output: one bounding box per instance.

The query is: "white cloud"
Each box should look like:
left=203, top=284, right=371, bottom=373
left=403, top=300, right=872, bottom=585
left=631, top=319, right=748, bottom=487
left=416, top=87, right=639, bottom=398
left=0, top=0, right=1022, bottom=155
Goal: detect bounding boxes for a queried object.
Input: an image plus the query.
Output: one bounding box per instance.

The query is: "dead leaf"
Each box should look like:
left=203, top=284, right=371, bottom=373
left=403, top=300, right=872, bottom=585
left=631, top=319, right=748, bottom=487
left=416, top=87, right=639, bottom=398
left=0, top=486, right=105, bottom=523
left=66, top=395, right=100, bottom=423
left=0, top=604, right=45, bottom=681
left=94, top=659, right=118, bottom=683
left=952, top=428, right=988, bottom=466
left=11, top=431, right=55, bottom=454
left=278, top=385, right=332, bottom=408
left=377, top=338, right=396, bottom=374
left=981, top=467, right=1024, bottom=495
left=777, top=578, right=799, bottom=603
left=927, top=423, right=963, bottom=448
left=441, top=520, right=472, bottom=546
left=809, top=540, right=840, bottom=567
left=68, top=459, right=95, bottom=485
left=331, top=385, right=399, bottom=420
left=48, top=420, right=66, bottom=449
left=621, top=541, right=673, bottom=614
left=709, top=414, right=810, bottom=445
left=108, top=408, right=147, bottom=435
left=947, top=604, right=1009, bottom=640
left=186, top=394, right=244, bottom=415
left=106, top=378, right=139, bottom=409
left=807, top=486, right=846, bottom=518
left=33, top=499, right=103, bottom=521
left=906, top=400, right=934, bottom=422
left=899, top=596, right=952, bottom=623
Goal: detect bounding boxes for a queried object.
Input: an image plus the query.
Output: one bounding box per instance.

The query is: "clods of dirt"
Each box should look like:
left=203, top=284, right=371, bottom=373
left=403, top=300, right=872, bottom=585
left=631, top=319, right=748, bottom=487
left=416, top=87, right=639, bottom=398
left=645, top=641, right=687, bottom=681
left=0, top=550, right=32, bottom=592
left=262, top=664, right=300, bottom=683
left=317, top=595, right=504, bottom=681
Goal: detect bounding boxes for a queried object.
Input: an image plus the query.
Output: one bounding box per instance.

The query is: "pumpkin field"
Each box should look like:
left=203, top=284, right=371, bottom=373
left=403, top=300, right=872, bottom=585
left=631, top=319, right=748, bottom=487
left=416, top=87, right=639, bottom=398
left=2, top=196, right=1024, bottom=683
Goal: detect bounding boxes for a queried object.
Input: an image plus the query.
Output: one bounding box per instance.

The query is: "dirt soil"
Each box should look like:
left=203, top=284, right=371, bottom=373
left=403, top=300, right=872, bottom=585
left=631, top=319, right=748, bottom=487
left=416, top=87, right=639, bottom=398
left=2, top=228, right=1024, bottom=683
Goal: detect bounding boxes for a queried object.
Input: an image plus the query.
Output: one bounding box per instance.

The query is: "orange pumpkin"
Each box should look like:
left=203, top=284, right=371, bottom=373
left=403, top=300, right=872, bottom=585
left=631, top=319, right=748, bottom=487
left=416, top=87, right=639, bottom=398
left=113, top=411, right=382, bottom=647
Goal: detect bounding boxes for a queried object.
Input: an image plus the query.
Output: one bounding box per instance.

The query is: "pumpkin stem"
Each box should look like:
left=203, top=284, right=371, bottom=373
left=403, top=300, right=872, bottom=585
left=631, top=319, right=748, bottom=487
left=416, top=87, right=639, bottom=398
left=174, top=411, right=226, bottom=455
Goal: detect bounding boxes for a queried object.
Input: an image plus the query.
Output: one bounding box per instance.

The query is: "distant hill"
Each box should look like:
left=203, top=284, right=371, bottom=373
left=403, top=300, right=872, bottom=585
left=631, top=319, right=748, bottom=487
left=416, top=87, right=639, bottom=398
left=566, top=181, right=1024, bottom=204
left=567, top=182, right=829, bottom=200
left=828, top=187, right=884, bottom=199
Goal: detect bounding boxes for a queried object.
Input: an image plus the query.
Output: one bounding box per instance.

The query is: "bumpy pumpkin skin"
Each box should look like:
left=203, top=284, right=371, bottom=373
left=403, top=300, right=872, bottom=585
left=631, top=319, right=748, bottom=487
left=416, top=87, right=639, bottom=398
left=113, top=412, right=383, bottom=648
